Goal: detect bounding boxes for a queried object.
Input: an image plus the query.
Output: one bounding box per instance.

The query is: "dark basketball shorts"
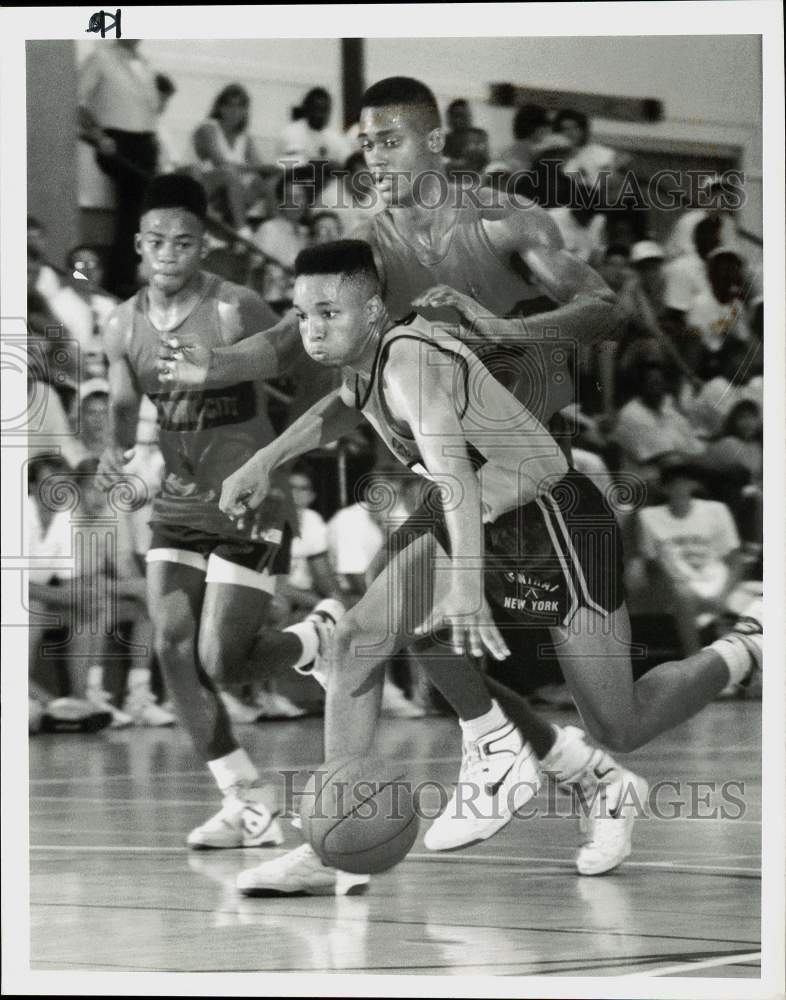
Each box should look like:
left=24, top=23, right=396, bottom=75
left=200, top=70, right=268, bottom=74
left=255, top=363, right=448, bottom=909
left=147, top=520, right=292, bottom=594
left=388, top=470, right=625, bottom=632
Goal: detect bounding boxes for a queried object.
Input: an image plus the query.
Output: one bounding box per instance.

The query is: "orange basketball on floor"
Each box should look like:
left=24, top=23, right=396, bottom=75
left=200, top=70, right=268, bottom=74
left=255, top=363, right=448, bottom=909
left=300, top=756, right=419, bottom=875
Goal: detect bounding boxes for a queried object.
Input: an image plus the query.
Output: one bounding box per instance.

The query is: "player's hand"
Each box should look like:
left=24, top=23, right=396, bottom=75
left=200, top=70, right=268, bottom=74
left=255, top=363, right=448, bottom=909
left=414, top=582, right=511, bottom=661
left=96, top=446, right=135, bottom=492
left=220, top=452, right=272, bottom=520
left=156, top=336, right=211, bottom=387
left=412, top=284, right=487, bottom=332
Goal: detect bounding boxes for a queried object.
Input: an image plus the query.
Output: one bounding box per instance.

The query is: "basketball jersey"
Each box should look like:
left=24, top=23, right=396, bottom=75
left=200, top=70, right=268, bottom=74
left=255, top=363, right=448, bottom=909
left=350, top=315, right=568, bottom=524
left=368, top=193, right=574, bottom=423
left=125, top=274, right=277, bottom=535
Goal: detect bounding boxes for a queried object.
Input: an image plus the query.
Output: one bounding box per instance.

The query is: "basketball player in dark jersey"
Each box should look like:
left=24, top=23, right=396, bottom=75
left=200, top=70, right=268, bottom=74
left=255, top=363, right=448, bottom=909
left=217, top=242, right=761, bottom=896
left=97, top=175, right=345, bottom=850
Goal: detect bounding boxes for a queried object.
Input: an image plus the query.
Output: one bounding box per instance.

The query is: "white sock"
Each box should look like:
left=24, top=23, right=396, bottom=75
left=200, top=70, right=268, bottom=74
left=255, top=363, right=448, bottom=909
left=460, top=699, right=508, bottom=743
left=708, top=636, right=751, bottom=686
left=541, top=725, right=615, bottom=785
left=127, top=667, right=151, bottom=692
left=207, top=748, right=259, bottom=794
left=283, top=621, right=318, bottom=672
left=87, top=665, right=104, bottom=691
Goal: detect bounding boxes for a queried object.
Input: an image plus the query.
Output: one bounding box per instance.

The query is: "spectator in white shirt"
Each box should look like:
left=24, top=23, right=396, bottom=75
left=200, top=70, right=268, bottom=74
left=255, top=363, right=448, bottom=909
left=611, top=361, right=705, bottom=486
left=663, top=215, right=720, bottom=315
left=78, top=40, right=160, bottom=295
left=192, top=84, right=269, bottom=236
left=253, top=172, right=310, bottom=271
left=548, top=202, right=606, bottom=264
left=153, top=73, right=180, bottom=174
left=637, top=460, right=744, bottom=654
left=686, top=339, right=759, bottom=439
left=316, top=151, right=384, bottom=234
left=554, top=108, right=622, bottom=185
left=279, top=88, right=349, bottom=174
left=283, top=462, right=339, bottom=612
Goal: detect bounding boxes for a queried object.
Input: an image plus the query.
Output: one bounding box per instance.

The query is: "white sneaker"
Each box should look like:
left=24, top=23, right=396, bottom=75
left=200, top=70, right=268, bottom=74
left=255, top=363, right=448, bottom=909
left=576, top=770, right=649, bottom=876
left=123, top=688, right=176, bottom=727
left=424, top=721, right=541, bottom=851
left=381, top=678, right=427, bottom=718
left=86, top=687, right=134, bottom=729
left=254, top=690, right=308, bottom=719
left=187, top=785, right=285, bottom=850
left=236, top=843, right=370, bottom=896
left=219, top=690, right=262, bottom=725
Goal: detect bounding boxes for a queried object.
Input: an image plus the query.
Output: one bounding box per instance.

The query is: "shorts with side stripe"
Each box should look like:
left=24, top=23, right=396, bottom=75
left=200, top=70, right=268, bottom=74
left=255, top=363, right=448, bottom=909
left=390, top=470, right=625, bottom=629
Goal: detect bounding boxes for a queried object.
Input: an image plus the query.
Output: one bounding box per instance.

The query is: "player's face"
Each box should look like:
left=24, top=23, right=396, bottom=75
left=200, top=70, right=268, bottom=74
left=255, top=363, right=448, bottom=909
left=136, top=209, right=205, bottom=295
left=358, top=105, right=440, bottom=207
left=293, top=274, right=374, bottom=367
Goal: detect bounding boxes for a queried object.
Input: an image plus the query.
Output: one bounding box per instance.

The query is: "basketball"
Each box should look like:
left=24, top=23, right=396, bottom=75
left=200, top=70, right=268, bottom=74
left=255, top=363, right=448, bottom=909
left=300, top=756, right=419, bottom=874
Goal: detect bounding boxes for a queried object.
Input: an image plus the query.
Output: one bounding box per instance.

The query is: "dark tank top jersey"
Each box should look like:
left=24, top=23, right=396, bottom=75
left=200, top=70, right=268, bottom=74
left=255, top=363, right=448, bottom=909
left=126, top=274, right=278, bottom=536
left=369, top=194, right=575, bottom=426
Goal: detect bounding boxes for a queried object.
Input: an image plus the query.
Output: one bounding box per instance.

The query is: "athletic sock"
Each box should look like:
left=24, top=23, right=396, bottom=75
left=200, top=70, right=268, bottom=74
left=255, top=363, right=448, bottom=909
left=126, top=666, right=151, bottom=692
left=460, top=699, right=509, bottom=743
left=540, top=725, right=609, bottom=784
left=708, top=636, right=752, bottom=686
left=86, top=664, right=104, bottom=691
left=207, top=748, right=259, bottom=795
left=283, top=621, right=318, bottom=671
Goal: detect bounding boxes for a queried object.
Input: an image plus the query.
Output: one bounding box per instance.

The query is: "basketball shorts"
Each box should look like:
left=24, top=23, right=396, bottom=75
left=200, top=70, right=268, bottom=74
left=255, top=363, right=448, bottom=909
left=389, top=470, right=625, bottom=631
left=147, top=520, right=292, bottom=594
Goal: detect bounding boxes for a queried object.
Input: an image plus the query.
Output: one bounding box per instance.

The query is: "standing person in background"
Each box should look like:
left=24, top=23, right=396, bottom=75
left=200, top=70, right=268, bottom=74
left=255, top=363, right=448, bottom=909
left=78, top=39, right=160, bottom=297
left=192, top=84, right=269, bottom=238
left=443, top=98, right=473, bottom=161
left=555, top=108, right=624, bottom=186
left=279, top=88, right=349, bottom=177
left=501, top=103, right=551, bottom=174
left=153, top=73, right=180, bottom=174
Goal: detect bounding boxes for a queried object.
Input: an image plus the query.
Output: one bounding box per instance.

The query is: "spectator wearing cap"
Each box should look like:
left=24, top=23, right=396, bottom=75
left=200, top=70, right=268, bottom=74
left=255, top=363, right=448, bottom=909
left=688, top=245, right=751, bottom=358
left=636, top=460, right=745, bottom=655
left=611, top=360, right=706, bottom=487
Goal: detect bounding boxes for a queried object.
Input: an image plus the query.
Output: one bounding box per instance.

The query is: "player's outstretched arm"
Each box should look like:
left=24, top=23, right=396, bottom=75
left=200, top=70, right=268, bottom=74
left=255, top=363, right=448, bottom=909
left=219, top=384, right=363, bottom=517
left=382, top=340, right=510, bottom=662
left=157, top=309, right=303, bottom=389
left=97, top=307, right=141, bottom=492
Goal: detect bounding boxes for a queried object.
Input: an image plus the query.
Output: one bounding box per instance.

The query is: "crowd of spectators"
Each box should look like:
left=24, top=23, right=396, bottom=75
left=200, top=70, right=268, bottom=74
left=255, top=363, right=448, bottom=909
left=27, top=58, right=764, bottom=733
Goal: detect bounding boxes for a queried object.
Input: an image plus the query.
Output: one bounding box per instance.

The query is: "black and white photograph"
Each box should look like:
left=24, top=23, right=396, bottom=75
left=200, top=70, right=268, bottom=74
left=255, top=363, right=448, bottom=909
left=1, top=4, right=784, bottom=996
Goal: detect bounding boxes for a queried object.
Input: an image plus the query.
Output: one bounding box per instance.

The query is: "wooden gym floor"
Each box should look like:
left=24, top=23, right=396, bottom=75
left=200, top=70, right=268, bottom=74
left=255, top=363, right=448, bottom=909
left=28, top=701, right=761, bottom=979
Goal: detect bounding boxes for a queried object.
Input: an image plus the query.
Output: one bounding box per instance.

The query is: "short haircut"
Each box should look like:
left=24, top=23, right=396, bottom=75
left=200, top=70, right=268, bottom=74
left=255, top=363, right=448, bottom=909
left=554, top=108, right=589, bottom=136
left=155, top=72, right=176, bottom=98
left=513, top=103, right=549, bottom=140
left=295, top=239, right=380, bottom=291
left=66, top=243, right=106, bottom=269
left=361, top=76, right=441, bottom=129
left=140, top=174, right=208, bottom=223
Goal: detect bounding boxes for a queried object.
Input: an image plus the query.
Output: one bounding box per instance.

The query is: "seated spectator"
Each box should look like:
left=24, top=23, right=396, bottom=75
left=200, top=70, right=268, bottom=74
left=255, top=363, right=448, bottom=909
left=311, top=210, right=344, bottom=244
left=596, top=243, right=631, bottom=294
left=702, top=400, right=762, bottom=547
left=500, top=103, right=551, bottom=174
left=66, top=243, right=118, bottom=377
left=518, top=134, right=574, bottom=206
left=279, top=87, right=349, bottom=176
left=27, top=250, right=80, bottom=403
left=685, top=339, right=759, bottom=439
left=74, top=379, right=111, bottom=459
left=26, top=457, right=149, bottom=726
left=666, top=174, right=745, bottom=259
left=445, top=127, right=491, bottom=181
left=254, top=258, right=294, bottom=315
left=193, top=84, right=269, bottom=237
left=637, top=460, right=745, bottom=655
left=548, top=199, right=606, bottom=264
left=283, top=462, right=339, bottom=613
left=443, top=98, right=473, bottom=160
left=611, top=360, right=705, bottom=486
left=27, top=216, right=61, bottom=298
left=27, top=376, right=89, bottom=468
left=554, top=108, right=624, bottom=185
left=663, top=214, right=721, bottom=315
left=253, top=172, right=310, bottom=270
left=316, top=151, right=384, bottom=233
left=687, top=246, right=752, bottom=360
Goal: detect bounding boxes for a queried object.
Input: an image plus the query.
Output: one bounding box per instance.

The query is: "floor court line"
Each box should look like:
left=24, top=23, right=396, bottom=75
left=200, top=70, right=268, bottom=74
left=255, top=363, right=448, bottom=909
left=620, top=951, right=762, bottom=977
left=28, top=843, right=761, bottom=876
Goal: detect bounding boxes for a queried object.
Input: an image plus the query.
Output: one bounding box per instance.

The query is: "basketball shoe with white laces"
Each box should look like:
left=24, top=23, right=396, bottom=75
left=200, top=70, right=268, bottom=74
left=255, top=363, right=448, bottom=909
left=424, top=721, right=541, bottom=851
left=187, top=784, right=284, bottom=850
left=576, top=769, right=649, bottom=876
left=236, top=843, right=370, bottom=896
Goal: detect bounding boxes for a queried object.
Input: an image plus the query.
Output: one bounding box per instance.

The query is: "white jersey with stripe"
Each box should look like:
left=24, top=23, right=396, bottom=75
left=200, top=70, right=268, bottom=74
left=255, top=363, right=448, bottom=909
left=348, top=314, right=569, bottom=524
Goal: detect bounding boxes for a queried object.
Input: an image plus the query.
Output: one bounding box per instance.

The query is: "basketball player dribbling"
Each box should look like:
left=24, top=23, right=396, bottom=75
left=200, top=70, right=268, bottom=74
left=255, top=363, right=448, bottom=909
left=97, top=174, right=345, bottom=851
left=219, top=241, right=762, bottom=896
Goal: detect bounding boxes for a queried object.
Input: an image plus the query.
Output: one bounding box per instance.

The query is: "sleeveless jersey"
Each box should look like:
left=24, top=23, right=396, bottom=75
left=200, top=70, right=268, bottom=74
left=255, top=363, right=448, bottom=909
left=368, top=193, right=574, bottom=423
left=350, top=314, right=568, bottom=524
left=125, top=274, right=278, bottom=536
